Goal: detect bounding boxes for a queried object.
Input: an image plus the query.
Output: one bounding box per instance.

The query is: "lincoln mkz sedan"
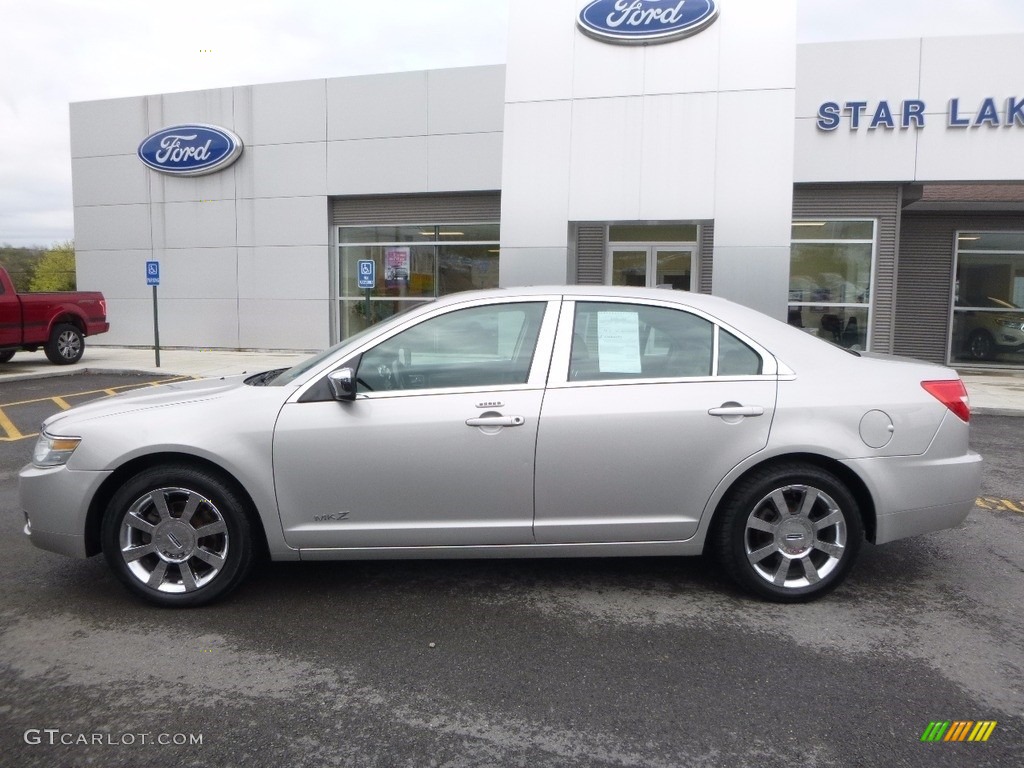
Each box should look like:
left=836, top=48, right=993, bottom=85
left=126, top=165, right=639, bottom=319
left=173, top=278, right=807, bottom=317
left=20, top=287, right=983, bottom=606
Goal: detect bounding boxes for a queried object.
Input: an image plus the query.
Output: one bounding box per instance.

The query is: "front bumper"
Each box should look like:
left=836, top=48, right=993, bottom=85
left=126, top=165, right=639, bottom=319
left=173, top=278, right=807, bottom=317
left=19, top=463, right=112, bottom=558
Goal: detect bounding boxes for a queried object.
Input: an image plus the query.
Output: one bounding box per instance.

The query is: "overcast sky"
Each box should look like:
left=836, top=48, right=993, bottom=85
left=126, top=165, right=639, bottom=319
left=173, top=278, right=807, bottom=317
left=3, top=0, right=1024, bottom=249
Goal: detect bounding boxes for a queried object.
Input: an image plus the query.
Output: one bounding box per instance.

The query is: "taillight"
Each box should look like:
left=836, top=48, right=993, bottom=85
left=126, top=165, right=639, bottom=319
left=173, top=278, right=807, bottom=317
left=921, top=380, right=971, bottom=422
left=100, top=299, right=107, bottom=316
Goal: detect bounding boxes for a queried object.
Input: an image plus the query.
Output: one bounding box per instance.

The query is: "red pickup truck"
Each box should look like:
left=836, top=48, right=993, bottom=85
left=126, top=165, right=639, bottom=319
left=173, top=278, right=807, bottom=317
left=0, top=266, right=110, bottom=365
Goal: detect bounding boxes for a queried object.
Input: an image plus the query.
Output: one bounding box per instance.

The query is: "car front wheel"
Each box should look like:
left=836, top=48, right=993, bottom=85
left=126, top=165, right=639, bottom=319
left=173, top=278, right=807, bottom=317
left=101, top=465, right=254, bottom=607
left=714, top=463, right=863, bottom=602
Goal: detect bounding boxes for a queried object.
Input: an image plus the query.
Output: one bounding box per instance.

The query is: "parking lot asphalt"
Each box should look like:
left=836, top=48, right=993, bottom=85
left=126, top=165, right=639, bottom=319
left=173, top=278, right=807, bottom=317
left=0, top=371, right=1022, bottom=766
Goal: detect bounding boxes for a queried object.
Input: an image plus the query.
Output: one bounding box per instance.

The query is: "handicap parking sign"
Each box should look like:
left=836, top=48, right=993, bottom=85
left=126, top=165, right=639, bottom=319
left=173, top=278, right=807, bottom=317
left=357, top=259, right=375, bottom=289
left=146, top=260, right=160, bottom=286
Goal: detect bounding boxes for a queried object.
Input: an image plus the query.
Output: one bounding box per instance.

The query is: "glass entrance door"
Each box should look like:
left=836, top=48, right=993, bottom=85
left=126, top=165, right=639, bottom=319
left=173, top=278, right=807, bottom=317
left=611, top=247, right=694, bottom=290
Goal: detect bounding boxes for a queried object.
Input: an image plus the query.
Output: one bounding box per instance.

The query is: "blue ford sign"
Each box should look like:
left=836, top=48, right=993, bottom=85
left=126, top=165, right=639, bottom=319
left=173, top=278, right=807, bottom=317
left=577, top=0, right=719, bottom=45
left=138, top=124, right=244, bottom=176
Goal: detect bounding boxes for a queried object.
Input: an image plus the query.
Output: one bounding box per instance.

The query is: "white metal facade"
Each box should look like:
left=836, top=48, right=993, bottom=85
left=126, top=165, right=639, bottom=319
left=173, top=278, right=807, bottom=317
left=69, top=4, right=1024, bottom=353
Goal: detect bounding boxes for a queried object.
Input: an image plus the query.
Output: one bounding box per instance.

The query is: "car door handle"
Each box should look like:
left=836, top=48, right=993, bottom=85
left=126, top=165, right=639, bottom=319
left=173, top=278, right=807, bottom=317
left=465, top=415, right=526, bottom=427
left=708, top=405, right=765, bottom=417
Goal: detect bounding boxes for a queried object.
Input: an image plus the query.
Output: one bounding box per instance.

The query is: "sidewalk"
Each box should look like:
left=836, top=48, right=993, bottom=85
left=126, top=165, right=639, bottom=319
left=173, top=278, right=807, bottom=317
left=2, top=345, right=1023, bottom=415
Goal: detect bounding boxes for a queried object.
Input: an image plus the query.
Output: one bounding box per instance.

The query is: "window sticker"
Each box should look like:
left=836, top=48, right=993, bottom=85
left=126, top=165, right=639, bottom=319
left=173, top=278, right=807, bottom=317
left=597, top=311, right=642, bottom=373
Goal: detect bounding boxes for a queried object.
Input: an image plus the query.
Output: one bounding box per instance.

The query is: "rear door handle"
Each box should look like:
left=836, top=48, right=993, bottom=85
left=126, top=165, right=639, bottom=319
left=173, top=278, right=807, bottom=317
left=465, top=415, right=526, bottom=427
left=708, top=405, right=764, bottom=417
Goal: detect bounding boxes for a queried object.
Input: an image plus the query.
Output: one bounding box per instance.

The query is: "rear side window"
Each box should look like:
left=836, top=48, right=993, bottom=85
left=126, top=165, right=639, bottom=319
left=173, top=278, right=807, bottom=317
left=718, top=329, right=762, bottom=375
left=570, top=302, right=762, bottom=381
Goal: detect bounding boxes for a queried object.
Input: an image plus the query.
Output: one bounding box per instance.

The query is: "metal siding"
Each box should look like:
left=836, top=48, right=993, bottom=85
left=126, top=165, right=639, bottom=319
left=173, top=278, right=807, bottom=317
left=575, top=224, right=606, bottom=285
left=699, top=222, right=714, bottom=294
left=792, top=185, right=901, bottom=354
left=332, top=193, right=501, bottom=225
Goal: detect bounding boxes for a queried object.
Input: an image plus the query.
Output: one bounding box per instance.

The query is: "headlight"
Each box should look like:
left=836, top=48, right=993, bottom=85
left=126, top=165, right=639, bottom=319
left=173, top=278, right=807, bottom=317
left=32, top=433, right=81, bottom=467
left=994, top=318, right=1024, bottom=331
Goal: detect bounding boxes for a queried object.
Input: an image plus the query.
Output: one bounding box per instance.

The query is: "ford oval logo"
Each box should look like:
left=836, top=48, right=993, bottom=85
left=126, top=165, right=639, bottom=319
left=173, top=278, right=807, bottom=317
left=577, top=0, right=719, bottom=45
left=138, top=124, right=243, bottom=176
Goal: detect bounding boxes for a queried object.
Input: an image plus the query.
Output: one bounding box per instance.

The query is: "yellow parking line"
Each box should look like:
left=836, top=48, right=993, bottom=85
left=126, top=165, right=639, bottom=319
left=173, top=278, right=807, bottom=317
left=0, top=376, right=196, bottom=442
left=0, top=407, right=24, bottom=441
left=976, top=497, right=1024, bottom=515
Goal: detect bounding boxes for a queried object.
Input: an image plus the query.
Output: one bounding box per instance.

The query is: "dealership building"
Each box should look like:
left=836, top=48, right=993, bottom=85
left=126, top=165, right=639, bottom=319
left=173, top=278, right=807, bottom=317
left=69, top=0, right=1024, bottom=368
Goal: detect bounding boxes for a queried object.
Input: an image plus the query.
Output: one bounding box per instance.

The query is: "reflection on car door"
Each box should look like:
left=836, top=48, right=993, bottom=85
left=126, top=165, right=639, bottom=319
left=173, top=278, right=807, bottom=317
left=273, top=300, right=555, bottom=550
left=534, top=300, right=776, bottom=543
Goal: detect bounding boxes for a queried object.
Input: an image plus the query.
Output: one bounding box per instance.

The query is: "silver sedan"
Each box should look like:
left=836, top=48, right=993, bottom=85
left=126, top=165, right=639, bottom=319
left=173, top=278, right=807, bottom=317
left=19, top=287, right=982, bottom=606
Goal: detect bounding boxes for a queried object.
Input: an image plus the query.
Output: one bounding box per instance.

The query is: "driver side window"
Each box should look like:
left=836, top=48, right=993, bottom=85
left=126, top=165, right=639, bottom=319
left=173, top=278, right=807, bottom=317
left=356, top=302, right=546, bottom=392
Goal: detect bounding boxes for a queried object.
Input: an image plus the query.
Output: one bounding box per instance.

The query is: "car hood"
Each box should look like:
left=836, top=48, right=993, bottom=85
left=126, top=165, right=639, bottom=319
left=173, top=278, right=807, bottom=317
left=42, top=375, right=250, bottom=433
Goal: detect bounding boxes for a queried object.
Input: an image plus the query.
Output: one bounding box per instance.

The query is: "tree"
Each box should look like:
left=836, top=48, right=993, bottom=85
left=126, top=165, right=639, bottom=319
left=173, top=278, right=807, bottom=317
left=0, top=245, right=44, bottom=291
left=29, top=241, right=76, bottom=292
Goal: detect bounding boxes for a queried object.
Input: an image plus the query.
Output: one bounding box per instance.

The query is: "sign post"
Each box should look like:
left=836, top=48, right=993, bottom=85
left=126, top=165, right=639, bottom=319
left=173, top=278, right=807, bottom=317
left=357, top=259, right=376, bottom=326
left=146, top=260, right=161, bottom=368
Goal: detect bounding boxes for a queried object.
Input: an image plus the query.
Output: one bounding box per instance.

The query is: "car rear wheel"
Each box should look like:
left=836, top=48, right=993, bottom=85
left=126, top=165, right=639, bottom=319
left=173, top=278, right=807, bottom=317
left=0, top=350, right=14, bottom=363
left=101, top=465, right=254, bottom=607
left=714, top=463, right=863, bottom=602
left=45, top=323, right=84, bottom=364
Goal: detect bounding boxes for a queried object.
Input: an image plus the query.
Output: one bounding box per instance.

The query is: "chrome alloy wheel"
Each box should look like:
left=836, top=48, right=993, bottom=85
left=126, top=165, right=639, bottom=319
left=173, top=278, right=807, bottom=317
left=118, top=487, right=229, bottom=593
left=743, top=484, right=848, bottom=589
left=55, top=329, right=82, bottom=361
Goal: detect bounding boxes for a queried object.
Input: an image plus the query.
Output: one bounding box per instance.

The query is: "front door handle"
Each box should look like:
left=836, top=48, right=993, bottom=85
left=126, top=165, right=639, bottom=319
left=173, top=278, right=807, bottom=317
left=708, top=405, right=764, bottom=417
left=465, top=415, right=526, bottom=427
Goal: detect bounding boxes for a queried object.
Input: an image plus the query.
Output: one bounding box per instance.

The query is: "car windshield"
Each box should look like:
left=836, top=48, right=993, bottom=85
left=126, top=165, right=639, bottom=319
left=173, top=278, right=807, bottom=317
left=983, top=297, right=1023, bottom=310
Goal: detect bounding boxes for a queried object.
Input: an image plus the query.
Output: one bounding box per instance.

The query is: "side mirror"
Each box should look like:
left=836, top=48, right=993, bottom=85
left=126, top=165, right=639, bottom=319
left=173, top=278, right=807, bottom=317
left=327, top=368, right=357, bottom=401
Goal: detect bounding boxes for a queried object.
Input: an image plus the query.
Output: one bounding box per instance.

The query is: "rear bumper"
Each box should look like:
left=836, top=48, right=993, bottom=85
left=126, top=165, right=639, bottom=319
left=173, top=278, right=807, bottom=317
left=844, top=449, right=983, bottom=545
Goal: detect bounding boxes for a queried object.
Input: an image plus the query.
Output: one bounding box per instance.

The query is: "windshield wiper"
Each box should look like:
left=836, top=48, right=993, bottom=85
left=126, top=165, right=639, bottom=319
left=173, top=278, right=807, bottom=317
left=244, top=368, right=288, bottom=386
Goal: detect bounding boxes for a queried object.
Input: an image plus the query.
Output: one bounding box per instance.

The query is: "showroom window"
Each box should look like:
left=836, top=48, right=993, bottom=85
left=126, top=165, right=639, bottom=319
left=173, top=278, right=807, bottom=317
left=337, top=223, right=500, bottom=339
left=788, top=220, right=875, bottom=350
left=951, top=231, right=1024, bottom=366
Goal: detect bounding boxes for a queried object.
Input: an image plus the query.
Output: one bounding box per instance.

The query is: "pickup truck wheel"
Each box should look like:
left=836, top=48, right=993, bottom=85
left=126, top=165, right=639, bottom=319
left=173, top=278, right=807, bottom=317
left=101, top=465, right=254, bottom=607
left=0, top=350, right=14, bottom=363
left=45, top=323, right=84, bottom=365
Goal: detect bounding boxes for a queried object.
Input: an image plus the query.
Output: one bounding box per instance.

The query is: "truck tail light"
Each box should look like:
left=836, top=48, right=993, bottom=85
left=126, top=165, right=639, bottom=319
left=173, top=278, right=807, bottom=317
left=921, top=380, right=971, bottom=423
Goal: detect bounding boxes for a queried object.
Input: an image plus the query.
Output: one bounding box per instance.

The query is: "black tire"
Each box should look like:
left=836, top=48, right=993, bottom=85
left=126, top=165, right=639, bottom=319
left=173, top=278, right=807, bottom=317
left=967, top=329, right=995, bottom=361
left=0, top=350, right=14, bottom=363
left=713, top=463, right=863, bottom=602
left=101, top=465, right=254, bottom=607
left=45, top=323, right=85, bottom=365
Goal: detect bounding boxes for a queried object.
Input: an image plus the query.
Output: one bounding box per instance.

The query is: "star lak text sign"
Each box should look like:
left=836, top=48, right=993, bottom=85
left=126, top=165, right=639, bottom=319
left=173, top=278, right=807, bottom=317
left=816, top=97, right=1024, bottom=131
left=577, top=0, right=719, bottom=45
